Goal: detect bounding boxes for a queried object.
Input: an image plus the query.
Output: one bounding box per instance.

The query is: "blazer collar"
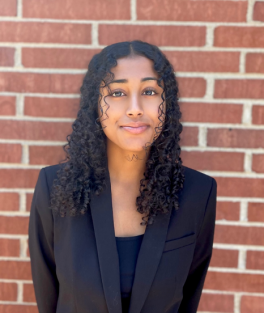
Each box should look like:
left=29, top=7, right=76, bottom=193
left=90, top=166, right=173, bottom=313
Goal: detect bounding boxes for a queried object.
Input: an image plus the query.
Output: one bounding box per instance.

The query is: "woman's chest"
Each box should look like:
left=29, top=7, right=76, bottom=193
left=111, top=185, right=147, bottom=237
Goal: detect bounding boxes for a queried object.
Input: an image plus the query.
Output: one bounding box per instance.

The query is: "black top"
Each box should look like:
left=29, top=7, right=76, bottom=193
left=115, top=234, right=144, bottom=313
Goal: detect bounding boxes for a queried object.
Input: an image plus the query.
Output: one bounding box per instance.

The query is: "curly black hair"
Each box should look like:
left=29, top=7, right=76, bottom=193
left=49, top=40, right=185, bottom=226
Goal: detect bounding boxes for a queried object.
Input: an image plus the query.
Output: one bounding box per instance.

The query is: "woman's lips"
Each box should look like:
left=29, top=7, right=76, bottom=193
left=121, top=125, right=149, bottom=134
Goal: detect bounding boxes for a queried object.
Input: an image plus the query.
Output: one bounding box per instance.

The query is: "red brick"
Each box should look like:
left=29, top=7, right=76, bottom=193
left=180, top=127, right=199, bottom=146
left=246, top=53, right=264, bottom=74
left=0, top=22, right=91, bottom=44
left=177, top=77, right=206, bottom=98
left=138, top=0, right=247, bottom=22
left=0, top=282, right=17, bottom=301
left=164, top=51, right=240, bottom=72
left=24, top=97, right=79, bottom=118
left=29, top=145, right=66, bottom=165
left=252, top=105, right=264, bottom=125
left=0, top=144, right=22, bottom=163
left=0, top=72, right=83, bottom=93
left=214, top=79, right=264, bottom=99
left=198, top=293, right=234, bottom=313
left=214, top=27, right=264, bottom=48
left=0, top=0, right=17, bottom=16
left=210, top=248, right=238, bottom=268
left=23, top=284, right=36, bottom=303
left=248, top=203, right=264, bottom=222
left=215, top=177, right=264, bottom=198
left=0, top=120, right=72, bottom=141
left=0, top=261, right=32, bottom=280
left=0, top=193, right=19, bottom=211
left=0, top=47, right=15, bottom=66
left=23, top=0, right=130, bottom=20
left=216, top=201, right=240, bottom=221
left=241, top=296, right=264, bottom=313
left=214, top=225, right=264, bottom=246
left=22, top=48, right=101, bottom=69
left=0, top=169, right=40, bottom=188
left=180, top=101, right=243, bottom=123
left=0, top=305, right=38, bottom=313
left=252, top=154, right=264, bottom=173
left=247, top=251, right=264, bottom=270
left=181, top=151, right=244, bottom=172
left=26, top=193, right=33, bottom=212
left=0, top=239, right=20, bottom=257
left=99, top=24, right=206, bottom=47
left=253, top=2, right=264, bottom=22
left=0, top=216, right=29, bottom=235
left=204, top=271, right=264, bottom=293
left=207, top=128, right=264, bottom=149
left=0, top=96, right=16, bottom=115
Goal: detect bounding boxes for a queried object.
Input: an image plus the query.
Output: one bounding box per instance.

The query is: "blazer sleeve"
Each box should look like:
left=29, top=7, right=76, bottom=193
left=28, top=168, right=59, bottom=313
left=178, top=177, right=217, bottom=313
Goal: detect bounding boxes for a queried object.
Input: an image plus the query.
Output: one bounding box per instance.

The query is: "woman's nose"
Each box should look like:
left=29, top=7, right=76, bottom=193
left=126, top=95, right=144, bottom=117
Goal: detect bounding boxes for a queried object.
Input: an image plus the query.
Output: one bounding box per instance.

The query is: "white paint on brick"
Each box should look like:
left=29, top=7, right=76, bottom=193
left=243, top=151, right=252, bottom=173
left=21, top=144, right=29, bottom=164
left=208, top=267, right=264, bottom=275
left=215, top=221, right=264, bottom=226
left=234, top=294, right=241, bottom=313
left=198, top=126, right=207, bottom=147
left=240, top=201, right=248, bottom=221
left=19, top=192, right=26, bottom=212
left=203, top=289, right=264, bottom=297
left=1, top=17, right=264, bottom=27
left=130, top=0, right=137, bottom=21
left=16, top=94, right=24, bottom=116
left=239, top=51, right=246, bottom=73
left=2, top=43, right=264, bottom=54
left=17, top=0, right=22, bottom=18
left=238, top=249, right=247, bottom=269
left=214, top=243, right=264, bottom=252
left=14, top=47, right=22, bottom=67
left=242, top=102, right=252, bottom=125
left=247, top=0, right=256, bottom=23
left=20, top=237, right=28, bottom=258
left=0, top=234, right=29, bottom=239
left=203, top=77, right=215, bottom=100
left=91, top=23, right=98, bottom=46
left=17, top=282, right=23, bottom=302
left=205, top=25, right=215, bottom=47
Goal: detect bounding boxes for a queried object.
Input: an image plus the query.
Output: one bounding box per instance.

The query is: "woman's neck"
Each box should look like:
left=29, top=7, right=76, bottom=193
left=106, top=140, right=149, bottom=184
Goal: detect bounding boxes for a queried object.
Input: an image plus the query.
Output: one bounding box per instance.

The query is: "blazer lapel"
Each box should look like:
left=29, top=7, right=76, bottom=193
left=90, top=165, right=173, bottom=313
left=89, top=167, right=122, bottom=313
left=128, top=201, right=173, bottom=313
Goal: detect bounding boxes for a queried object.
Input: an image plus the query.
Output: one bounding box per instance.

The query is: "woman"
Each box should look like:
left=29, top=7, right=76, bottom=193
left=28, top=40, right=217, bottom=313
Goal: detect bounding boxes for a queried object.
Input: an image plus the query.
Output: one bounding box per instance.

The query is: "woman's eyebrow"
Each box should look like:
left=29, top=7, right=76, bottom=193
left=108, top=77, right=158, bottom=85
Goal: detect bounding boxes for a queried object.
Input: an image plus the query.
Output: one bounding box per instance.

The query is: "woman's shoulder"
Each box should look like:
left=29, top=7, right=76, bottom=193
left=181, top=165, right=217, bottom=208
left=40, top=162, right=66, bottom=188
left=182, top=164, right=217, bottom=188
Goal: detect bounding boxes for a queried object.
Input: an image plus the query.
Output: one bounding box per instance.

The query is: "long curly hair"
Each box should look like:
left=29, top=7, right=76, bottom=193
left=49, top=40, right=185, bottom=226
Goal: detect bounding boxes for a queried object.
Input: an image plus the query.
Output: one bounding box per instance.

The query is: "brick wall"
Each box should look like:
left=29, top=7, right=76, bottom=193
left=0, top=0, right=263, bottom=312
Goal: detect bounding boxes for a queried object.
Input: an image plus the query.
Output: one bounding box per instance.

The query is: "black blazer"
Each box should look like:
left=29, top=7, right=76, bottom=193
left=28, top=163, right=217, bottom=313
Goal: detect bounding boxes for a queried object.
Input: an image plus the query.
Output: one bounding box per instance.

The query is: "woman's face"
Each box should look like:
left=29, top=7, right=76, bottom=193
left=98, top=55, right=165, bottom=154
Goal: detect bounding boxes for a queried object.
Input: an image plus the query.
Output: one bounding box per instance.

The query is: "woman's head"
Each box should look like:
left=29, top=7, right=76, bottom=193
left=50, top=40, right=185, bottom=224
left=98, top=54, right=165, bottom=158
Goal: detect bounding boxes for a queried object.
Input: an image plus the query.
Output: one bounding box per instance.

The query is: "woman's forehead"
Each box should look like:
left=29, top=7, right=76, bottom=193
left=111, top=55, right=158, bottom=79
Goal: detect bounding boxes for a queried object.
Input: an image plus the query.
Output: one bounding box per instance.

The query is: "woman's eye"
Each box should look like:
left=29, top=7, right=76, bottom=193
left=144, top=89, right=156, bottom=96
left=112, top=91, right=124, bottom=97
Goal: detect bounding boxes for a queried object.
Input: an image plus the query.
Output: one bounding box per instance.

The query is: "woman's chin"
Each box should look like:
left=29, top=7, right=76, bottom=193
left=120, top=140, right=152, bottom=153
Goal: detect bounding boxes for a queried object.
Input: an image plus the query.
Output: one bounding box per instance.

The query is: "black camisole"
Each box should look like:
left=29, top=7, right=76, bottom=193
left=115, top=234, right=144, bottom=313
